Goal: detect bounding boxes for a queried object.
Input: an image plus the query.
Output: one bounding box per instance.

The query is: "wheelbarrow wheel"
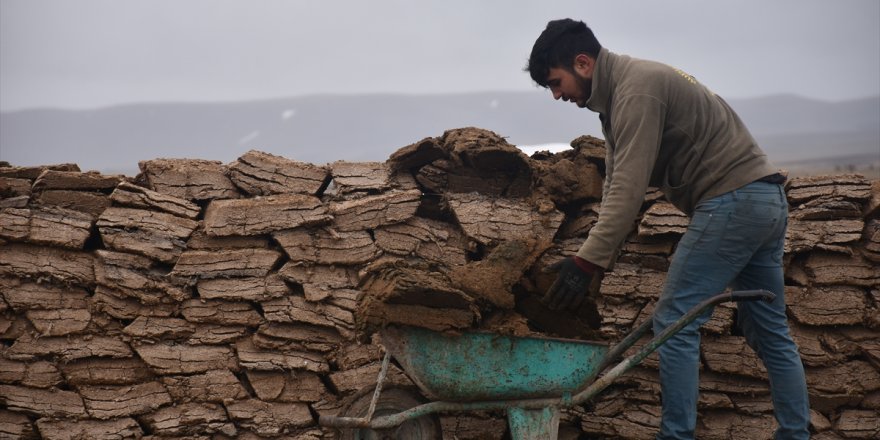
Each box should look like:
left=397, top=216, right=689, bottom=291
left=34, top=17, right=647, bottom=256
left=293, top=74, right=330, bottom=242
left=338, top=386, right=442, bottom=440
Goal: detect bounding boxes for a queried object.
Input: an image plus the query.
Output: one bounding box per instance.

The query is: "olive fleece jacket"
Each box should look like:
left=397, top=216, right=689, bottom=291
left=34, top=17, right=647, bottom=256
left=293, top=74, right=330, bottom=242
left=577, top=48, right=778, bottom=269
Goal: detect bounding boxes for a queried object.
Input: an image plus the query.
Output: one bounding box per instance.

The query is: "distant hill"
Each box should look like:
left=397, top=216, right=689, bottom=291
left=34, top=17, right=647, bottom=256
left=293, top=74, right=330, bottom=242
left=1, top=92, right=877, bottom=176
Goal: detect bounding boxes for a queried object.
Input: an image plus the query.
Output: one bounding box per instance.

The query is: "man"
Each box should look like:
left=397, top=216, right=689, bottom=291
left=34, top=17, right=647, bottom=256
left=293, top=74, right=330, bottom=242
left=529, top=19, right=810, bottom=439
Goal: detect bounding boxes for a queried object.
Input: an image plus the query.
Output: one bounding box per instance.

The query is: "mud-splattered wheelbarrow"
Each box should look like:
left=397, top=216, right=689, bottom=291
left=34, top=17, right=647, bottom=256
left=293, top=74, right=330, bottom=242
left=320, top=290, right=775, bottom=439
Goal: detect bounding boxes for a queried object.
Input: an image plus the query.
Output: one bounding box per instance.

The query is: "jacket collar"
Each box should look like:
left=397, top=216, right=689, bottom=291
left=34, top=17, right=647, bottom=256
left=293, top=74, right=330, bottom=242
left=586, top=47, right=614, bottom=116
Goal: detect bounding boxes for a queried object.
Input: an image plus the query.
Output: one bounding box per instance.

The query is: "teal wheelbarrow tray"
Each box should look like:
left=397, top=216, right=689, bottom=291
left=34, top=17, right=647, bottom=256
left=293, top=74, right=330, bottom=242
left=321, top=290, right=775, bottom=439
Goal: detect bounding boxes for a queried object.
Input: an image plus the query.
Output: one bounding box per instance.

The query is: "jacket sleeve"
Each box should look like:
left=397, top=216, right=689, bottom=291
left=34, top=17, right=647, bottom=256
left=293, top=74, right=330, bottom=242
left=577, top=94, right=666, bottom=268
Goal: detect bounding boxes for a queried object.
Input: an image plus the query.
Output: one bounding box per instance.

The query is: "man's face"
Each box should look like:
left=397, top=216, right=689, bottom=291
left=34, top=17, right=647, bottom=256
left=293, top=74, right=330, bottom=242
left=545, top=54, right=595, bottom=108
left=546, top=67, right=592, bottom=108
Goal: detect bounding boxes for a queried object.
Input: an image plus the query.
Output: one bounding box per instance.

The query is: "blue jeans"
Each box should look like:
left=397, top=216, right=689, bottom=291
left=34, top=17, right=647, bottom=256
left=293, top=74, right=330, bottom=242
left=652, top=181, right=810, bottom=440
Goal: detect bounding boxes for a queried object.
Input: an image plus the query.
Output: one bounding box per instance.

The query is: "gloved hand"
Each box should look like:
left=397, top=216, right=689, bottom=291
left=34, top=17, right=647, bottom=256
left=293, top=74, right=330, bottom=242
left=542, top=256, right=604, bottom=311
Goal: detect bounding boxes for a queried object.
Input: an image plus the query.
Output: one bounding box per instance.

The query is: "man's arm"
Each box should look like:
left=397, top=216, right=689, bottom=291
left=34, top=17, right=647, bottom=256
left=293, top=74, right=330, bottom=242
left=577, top=94, right=666, bottom=268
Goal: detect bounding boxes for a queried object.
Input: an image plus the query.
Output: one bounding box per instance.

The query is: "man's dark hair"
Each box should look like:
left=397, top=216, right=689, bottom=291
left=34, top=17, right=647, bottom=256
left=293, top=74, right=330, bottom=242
left=526, top=19, right=602, bottom=88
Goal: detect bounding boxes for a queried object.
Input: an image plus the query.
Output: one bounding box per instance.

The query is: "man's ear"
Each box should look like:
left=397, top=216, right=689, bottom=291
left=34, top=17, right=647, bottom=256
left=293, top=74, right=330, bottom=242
left=573, top=53, right=595, bottom=76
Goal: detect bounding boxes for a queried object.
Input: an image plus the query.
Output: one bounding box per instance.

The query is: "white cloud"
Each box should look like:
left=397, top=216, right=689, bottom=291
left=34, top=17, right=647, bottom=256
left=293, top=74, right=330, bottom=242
left=238, top=130, right=260, bottom=145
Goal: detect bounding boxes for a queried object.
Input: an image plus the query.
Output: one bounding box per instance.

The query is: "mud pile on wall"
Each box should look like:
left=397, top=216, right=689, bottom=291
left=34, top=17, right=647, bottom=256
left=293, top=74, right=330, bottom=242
left=0, top=127, right=878, bottom=439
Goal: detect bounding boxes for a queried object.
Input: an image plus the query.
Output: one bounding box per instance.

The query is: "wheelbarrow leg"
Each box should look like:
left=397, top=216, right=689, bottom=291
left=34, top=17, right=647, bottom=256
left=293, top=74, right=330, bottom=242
left=507, top=406, right=560, bottom=440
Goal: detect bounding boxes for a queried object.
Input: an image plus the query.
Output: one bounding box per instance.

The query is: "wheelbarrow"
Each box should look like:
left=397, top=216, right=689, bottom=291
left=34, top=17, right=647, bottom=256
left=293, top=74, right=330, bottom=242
left=320, top=290, right=775, bottom=439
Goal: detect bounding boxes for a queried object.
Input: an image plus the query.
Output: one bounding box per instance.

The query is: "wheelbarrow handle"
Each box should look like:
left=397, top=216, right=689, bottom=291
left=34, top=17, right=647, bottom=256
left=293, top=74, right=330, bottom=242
left=320, top=414, right=373, bottom=429
left=570, top=289, right=776, bottom=405
left=728, top=289, right=776, bottom=303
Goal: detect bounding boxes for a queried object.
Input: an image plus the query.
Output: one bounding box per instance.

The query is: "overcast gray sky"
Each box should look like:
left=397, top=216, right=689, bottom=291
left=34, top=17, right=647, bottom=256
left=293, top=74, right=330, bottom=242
left=1, top=0, right=878, bottom=112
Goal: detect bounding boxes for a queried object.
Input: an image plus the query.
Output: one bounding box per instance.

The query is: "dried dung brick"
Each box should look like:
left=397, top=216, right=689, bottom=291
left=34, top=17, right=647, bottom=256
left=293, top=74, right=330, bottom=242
left=809, top=409, right=834, bottom=433
left=247, top=370, right=327, bottom=403
left=79, top=381, right=172, bottom=419
left=0, top=409, right=39, bottom=439
left=278, top=262, right=359, bottom=287
left=197, top=273, right=289, bottom=301
left=35, top=190, right=110, bottom=217
left=786, top=174, right=872, bottom=205
left=187, top=324, right=248, bottom=345
left=161, top=370, right=248, bottom=403
left=431, top=127, right=533, bottom=197
left=598, top=311, right=639, bottom=345
left=181, top=299, right=263, bottom=326
left=440, top=415, right=508, bottom=440
left=386, top=136, right=445, bottom=172
left=835, top=409, right=880, bottom=438
left=0, top=177, right=32, bottom=198
left=61, top=357, right=155, bottom=386
left=0, top=385, right=86, bottom=417
left=185, top=227, right=270, bottom=250
left=97, top=207, right=199, bottom=263
left=0, top=359, right=62, bottom=388
left=803, top=252, right=879, bottom=287
left=203, top=193, right=330, bottom=236
left=557, top=203, right=600, bottom=239
left=329, top=189, right=421, bottom=231
left=332, top=343, right=384, bottom=370
left=789, top=324, right=845, bottom=367
left=171, top=248, right=282, bottom=279
left=448, top=238, right=549, bottom=309
left=110, top=180, right=201, bottom=218
left=235, top=337, right=328, bottom=373
left=786, top=218, right=864, bottom=254
left=95, top=250, right=189, bottom=303
left=806, top=360, right=880, bottom=396
left=123, top=316, right=196, bottom=341
left=138, top=158, right=241, bottom=201
left=790, top=196, right=865, bottom=220
left=328, top=160, right=392, bottom=194
left=580, top=403, right=661, bottom=440
left=327, top=361, right=412, bottom=394
left=599, top=261, right=666, bottom=299
left=702, top=302, right=735, bottom=335
left=134, top=342, right=236, bottom=374
left=531, top=153, right=603, bottom=206
left=819, top=327, right=880, bottom=365
left=225, top=399, right=314, bottom=436
left=786, top=285, right=868, bottom=326
left=274, top=228, right=379, bottom=265
left=32, top=170, right=122, bottom=192
left=255, top=322, right=343, bottom=353
left=638, top=201, right=689, bottom=236
left=0, top=195, right=29, bottom=208
left=357, top=260, right=479, bottom=332
left=26, top=308, right=91, bottom=336
left=261, top=294, right=355, bottom=334
left=7, top=333, right=132, bottom=361
left=374, top=217, right=469, bottom=265
left=0, top=243, right=94, bottom=286
left=35, top=418, right=143, bottom=440
left=0, top=279, right=89, bottom=311
left=698, top=370, right=770, bottom=395
left=0, top=207, right=93, bottom=249
left=227, top=149, right=328, bottom=196
left=90, top=286, right=178, bottom=320
left=446, top=192, right=563, bottom=246
left=695, top=411, right=776, bottom=440
left=139, top=402, right=235, bottom=436
left=702, top=335, right=767, bottom=379
left=0, top=163, right=79, bottom=180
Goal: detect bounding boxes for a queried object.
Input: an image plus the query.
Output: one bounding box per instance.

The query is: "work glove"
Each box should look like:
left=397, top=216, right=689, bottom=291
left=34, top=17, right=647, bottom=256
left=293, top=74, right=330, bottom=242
left=542, top=256, right=604, bottom=311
